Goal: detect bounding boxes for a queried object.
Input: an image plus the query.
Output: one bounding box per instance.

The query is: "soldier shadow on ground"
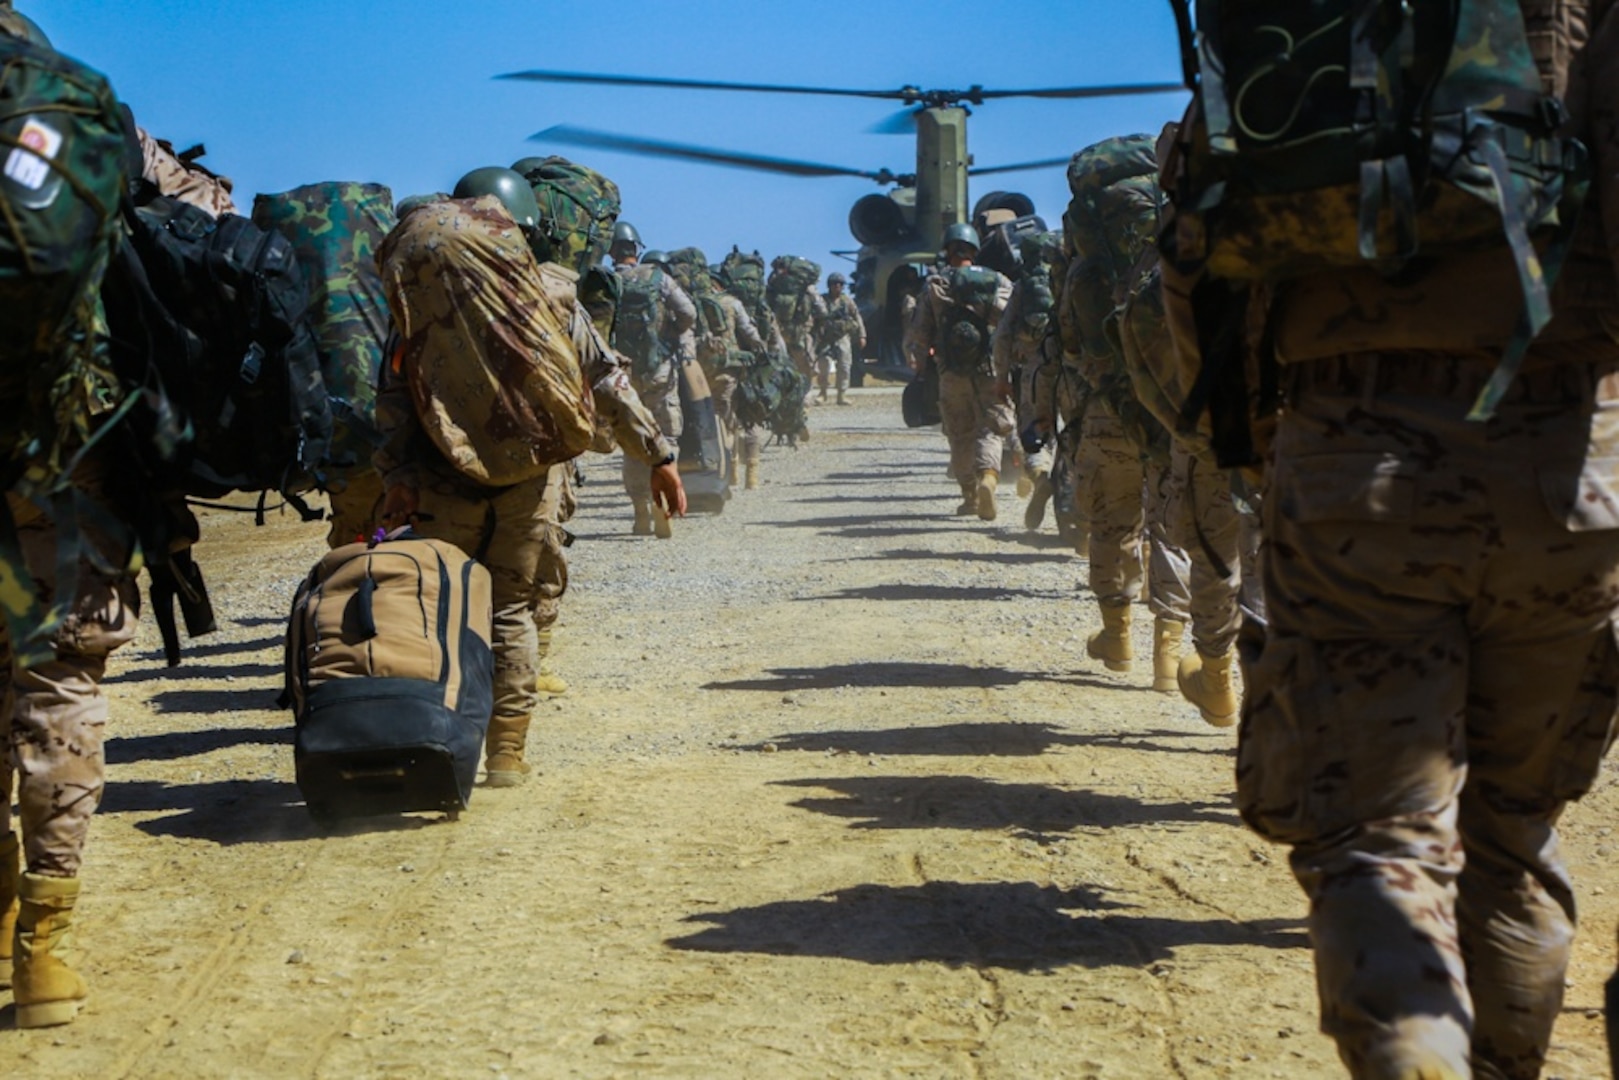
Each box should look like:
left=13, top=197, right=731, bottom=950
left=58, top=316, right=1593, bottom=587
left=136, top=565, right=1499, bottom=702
left=101, top=778, right=439, bottom=844
left=107, top=659, right=283, bottom=685
left=143, top=686, right=287, bottom=715
left=792, top=476, right=935, bottom=488
left=106, top=724, right=291, bottom=764
left=666, top=880, right=1305, bottom=971
left=732, top=722, right=1229, bottom=759
left=797, top=583, right=1057, bottom=603
left=790, top=493, right=947, bottom=505
left=847, top=546, right=1074, bottom=566
left=704, top=661, right=1041, bottom=693
left=123, top=633, right=283, bottom=665
left=773, top=774, right=1236, bottom=836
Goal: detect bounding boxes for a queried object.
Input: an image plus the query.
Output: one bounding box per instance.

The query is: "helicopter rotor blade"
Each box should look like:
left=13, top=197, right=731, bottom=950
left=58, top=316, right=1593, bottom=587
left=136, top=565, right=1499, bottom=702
left=531, top=125, right=899, bottom=183
left=867, top=108, right=920, bottom=135
left=973, top=82, right=1186, bottom=100
left=967, top=157, right=1073, bottom=177
left=501, top=69, right=912, bottom=101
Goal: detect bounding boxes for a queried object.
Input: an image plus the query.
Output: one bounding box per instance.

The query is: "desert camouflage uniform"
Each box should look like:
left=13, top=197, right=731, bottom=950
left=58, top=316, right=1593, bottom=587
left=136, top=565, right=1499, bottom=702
left=0, top=468, right=139, bottom=879
left=1160, top=442, right=1260, bottom=656
left=614, top=262, right=696, bottom=503
left=136, top=127, right=236, bottom=218
left=711, top=287, right=769, bottom=472
left=993, top=271, right=1059, bottom=482
left=1236, top=5, right=1619, bottom=1075
left=907, top=267, right=1015, bottom=491
left=817, top=289, right=864, bottom=398
left=376, top=199, right=671, bottom=748
left=724, top=277, right=791, bottom=466
left=773, top=277, right=826, bottom=388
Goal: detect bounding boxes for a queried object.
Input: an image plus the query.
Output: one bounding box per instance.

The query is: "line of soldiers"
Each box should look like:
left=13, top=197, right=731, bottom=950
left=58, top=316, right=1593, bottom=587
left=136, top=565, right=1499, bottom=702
left=604, top=228, right=865, bottom=536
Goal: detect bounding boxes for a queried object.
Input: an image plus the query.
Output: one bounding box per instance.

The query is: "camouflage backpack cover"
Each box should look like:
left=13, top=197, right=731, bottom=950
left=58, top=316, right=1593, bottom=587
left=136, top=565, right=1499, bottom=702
left=1163, top=0, right=1586, bottom=421
left=251, top=181, right=397, bottom=470
left=613, top=263, right=667, bottom=381
left=937, top=266, right=1003, bottom=374
left=767, top=255, right=821, bottom=330
left=668, top=248, right=745, bottom=374
left=718, top=247, right=767, bottom=306
left=377, top=196, right=594, bottom=486
left=516, top=156, right=621, bottom=274
left=0, top=33, right=131, bottom=664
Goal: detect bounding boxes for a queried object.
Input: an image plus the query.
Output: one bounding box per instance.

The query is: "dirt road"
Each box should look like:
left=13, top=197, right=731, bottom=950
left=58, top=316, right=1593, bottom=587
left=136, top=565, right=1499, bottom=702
left=6, top=389, right=1615, bottom=1078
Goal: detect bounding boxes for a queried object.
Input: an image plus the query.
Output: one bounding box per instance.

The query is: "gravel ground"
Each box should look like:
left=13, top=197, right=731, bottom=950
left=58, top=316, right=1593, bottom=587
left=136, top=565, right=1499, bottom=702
left=5, top=386, right=1617, bottom=1078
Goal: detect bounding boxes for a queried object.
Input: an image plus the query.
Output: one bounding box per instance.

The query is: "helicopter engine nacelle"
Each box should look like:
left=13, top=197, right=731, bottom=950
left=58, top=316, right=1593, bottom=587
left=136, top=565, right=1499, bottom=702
left=849, top=193, right=911, bottom=247
left=971, top=190, right=1037, bottom=237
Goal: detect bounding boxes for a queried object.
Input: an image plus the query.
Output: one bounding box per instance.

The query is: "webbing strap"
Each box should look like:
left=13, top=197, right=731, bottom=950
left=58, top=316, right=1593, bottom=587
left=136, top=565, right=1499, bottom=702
left=1465, top=121, right=1586, bottom=421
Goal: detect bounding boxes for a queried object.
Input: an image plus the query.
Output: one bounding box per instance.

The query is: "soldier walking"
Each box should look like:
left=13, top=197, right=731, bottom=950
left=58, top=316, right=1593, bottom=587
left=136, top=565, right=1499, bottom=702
left=816, top=272, right=864, bottom=405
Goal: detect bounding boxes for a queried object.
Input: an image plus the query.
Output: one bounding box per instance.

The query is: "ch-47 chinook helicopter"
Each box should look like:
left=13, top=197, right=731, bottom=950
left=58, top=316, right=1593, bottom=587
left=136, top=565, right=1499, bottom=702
left=497, top=70, right=1184, bottom=381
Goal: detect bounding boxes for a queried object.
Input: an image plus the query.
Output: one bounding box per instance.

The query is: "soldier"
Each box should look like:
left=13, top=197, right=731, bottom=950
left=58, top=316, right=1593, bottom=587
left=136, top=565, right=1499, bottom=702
left=816, top=272, right=865, bottom=406
left=719, top=247, right=798, bottom=483
left=377, top=167, right=683, bottom=789
left=1060, top=137, right=1191, bottom=693
left=768, top=254, right=827, bottom=394
left=666, top=249, right=769, bottom=488
left=906, top=223, right=1014, bottom=520
left=610, top=222, right=695, bottom=537
left=0, top=6, right=139, bottom=1028
left=1210, top=3, right=1619, bottom=1074
left=993, top=231, right=1063, bottom=529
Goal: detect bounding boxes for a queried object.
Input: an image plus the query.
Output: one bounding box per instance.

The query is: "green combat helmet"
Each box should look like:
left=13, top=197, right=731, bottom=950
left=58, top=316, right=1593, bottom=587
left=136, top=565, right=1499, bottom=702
left=610, top=220, right=642, bottom=261
left=0, top=3, right=50, bottom=47
left=394, top=192, right=447, bottom=220
left=642, top=249, right=669, bottom=266
left=452, top=167, right=540, bottom=231
left=942, top=222, right=981, bottom=257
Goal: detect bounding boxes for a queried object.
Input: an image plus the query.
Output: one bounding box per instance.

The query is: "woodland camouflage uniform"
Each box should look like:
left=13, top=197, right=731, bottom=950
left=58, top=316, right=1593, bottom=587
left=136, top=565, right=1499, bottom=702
left=376, top=196, right=672, bottom=785
left=1232, top=2, right=1619, bottom=1075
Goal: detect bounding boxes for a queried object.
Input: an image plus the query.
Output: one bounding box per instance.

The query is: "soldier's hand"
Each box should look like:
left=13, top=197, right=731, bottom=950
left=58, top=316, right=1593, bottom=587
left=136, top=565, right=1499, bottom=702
left=650, top=462, right=688, bottom=518
left=380, top=484, right=420, bottom=529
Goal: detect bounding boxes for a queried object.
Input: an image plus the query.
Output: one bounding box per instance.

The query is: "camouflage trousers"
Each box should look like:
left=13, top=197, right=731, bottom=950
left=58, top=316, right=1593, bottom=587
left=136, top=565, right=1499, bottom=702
left=0, top=493, right=139, bottom=878
left=1077, top=412, right=1190, bottom=618
left=1237, top=353, right=1619, bottom=1080
left=708, top=371, right=761, bottom=470
left=622, top=377, right=683, bottom=500
left=816, top=340, right=853, bottom=394
left=412, top=463, right=572, bottom=725
left=1163, top=440, right=1263, bottom=657
left=325, top=466, right=385, bottom=549
left=938, top=369, right=1015, bottom=482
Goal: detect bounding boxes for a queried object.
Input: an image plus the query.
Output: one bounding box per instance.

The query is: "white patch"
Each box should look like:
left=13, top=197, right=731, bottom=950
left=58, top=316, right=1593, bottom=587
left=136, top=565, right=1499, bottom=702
left=4, top=116, right=62, bottom=190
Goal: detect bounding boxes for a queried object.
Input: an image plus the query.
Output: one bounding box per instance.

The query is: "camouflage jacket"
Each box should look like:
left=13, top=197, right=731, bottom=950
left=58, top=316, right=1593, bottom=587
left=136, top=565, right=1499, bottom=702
left=732, top=288, right=790, bottom=361
left=375, top=198, right=671, bottom=491
left=717, top=289, right=768, bottom=358
left=615, top=260, right=697, bottom=386
left=769, top=283, right=826, bottom=357
left=818, top=291, right=865, bottom=352
left=906, top=266, right=1013, bottom=373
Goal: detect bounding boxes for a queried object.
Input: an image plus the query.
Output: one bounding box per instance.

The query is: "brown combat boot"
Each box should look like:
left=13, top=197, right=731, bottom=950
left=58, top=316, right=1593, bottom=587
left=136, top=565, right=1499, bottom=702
left=1178, top=649, right=1238, bottom=727
left=744, top=463, right=759, bottom=490
left=1086, top=600, right=1133, bottom=672
left=631, top=498, right=653, bottom=536
left=535, top=629, right=568, bottom=695
left=484, top=714, right=534, bottom=788
left=1015, top=471, right=1033, bottom=498
left=1024, top=474, right=1052, bottom=530
left=1153, top=618, right=1185, bottom=693
left=836, top=389, right=850, bottom=406
left=0, top=831, right=17, bottom=990
left=13, top=873, right=87, bottom=1028
left=975, top=470, right=998, bottom=521
left=653, top=505, right=673, bottom=540
left=954, top=479, right=976, bottom=515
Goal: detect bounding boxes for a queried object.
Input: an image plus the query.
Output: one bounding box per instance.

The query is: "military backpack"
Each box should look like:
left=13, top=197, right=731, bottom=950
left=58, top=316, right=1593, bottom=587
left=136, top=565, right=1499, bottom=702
left=1163, top=0, right=1586, bottom=423
left=517, top=156, right=621, bottom=274
left=0, top=34, right=132, bottom=665
left=614, top=265, right=667, bottom=381
left=938, top=266, right=1002, bottom=374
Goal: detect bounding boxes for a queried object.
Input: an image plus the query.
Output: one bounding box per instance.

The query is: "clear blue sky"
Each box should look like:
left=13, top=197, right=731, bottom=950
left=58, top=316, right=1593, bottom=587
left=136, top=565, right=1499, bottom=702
left=35, top=1, right=1188, bottom=274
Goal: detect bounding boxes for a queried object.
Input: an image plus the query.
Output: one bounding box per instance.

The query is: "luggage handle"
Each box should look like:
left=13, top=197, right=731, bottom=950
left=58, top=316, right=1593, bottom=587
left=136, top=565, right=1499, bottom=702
left=354, top=573, right=379, bottom=640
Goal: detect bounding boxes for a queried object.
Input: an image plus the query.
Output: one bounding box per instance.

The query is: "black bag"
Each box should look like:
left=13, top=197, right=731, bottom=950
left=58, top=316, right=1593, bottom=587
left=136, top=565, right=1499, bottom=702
left=902, top=359, right=941, bottom=427
left=103, top=195, right=333, bottom=505
left=284, top=532, right=494, bottom=823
